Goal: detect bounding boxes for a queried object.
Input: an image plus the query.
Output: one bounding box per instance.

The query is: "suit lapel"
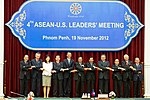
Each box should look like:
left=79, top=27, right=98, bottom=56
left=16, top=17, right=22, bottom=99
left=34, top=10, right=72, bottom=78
left=136, top=64, right=139, bottom=69
left=128, top=60, right=131, bottom=65
left=67, top=59, right=70, bottom=66
left=102, top=61, right=106, bottom=67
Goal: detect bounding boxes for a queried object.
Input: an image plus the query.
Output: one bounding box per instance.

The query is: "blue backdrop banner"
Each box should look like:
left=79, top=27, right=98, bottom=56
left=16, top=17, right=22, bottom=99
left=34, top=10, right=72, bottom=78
left=6, top=0, right=144, bottom=51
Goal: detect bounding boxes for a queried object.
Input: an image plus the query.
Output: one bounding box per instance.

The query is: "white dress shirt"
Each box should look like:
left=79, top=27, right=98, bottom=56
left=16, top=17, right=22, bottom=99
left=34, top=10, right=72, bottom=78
left=42, top=62, right=53, bottom=76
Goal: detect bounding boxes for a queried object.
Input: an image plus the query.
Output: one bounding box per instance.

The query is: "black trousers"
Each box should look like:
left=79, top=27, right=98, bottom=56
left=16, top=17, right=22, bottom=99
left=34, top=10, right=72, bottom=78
left=123, top=78, right=131, bottom=97
left=31, top=77, right=41, bottom=97
left=87, top=79, right=95, bottom=93
left=53, top=78, right=63, bottom=97
left=20, top=76, right=28, bottom=96
left=75, top=76, right=85, bottom=97
left=63, top=76, right=72, bottom=97
left=113, top=79, right=123, bottom=97
left=99, top=79, right=109, bottom=94
left=134, top=77, right=142, bottom=97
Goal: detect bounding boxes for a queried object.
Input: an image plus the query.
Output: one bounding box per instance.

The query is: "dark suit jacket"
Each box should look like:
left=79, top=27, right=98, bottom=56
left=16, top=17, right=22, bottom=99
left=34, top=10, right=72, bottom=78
left=121, top=60, right=133, bottom=81
left=31, top=59, right=42, bottom=78
left=133, top=64, right=143, bottom=81
left=20, top=60, right=31, bottom=79
left=52, top=62, right=64, bottom=80
left=85, top=62, right=96, bottom=80
left=74, top=62, right=85, bottom=80
left=63, top=59, right=74, bottom=78
left=112, top=64, right=122, bottom=80
left=98, top=61, right=110, bottom=79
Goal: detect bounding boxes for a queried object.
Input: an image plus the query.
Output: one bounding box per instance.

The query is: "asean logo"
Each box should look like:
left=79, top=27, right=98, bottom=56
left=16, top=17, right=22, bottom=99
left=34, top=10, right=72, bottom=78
left=70, top=3, right=82, bottom=15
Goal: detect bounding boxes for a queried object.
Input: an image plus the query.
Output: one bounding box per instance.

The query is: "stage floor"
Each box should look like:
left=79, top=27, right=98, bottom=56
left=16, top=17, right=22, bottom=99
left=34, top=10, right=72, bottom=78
left=5, top=98, right=150, bottom=100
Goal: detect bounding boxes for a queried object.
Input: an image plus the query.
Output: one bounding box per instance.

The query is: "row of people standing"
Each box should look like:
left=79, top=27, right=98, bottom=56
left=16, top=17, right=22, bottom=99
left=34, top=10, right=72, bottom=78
left=20, top=52, right=143, bottom=98
left=19, top=52, right=74, bottom=98
left=112, top=56, right=143, bottom=98
left=74, top=54, right=143, bottom=98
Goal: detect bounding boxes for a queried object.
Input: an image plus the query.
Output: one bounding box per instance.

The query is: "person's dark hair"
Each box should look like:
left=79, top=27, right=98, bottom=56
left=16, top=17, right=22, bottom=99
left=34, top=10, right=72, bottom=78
left=78, top=56, right=82, bottom=58
left=89, top=56, right=93, bottom=59
left=45, top=55, right=50, bottom=63
left=35, top=52, right=41, bottom=55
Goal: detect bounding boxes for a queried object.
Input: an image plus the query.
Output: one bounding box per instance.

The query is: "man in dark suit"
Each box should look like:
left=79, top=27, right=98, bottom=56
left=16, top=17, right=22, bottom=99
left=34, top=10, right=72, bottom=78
left=133, top=57, right=143, bottom=97
left=31, top=52, right=43, bottom=97
left=20, top=55, right=31, bottom=96
left=63, top=52, right=74, bottom=97
left=52, top=55, right=64, bottom=97
left=112, top=59, right=124, bottom=97
left=98, top=54, right=111, bottom=94
left=74, top=57, right=85, bottom=97
left=86, top=57, right=96, bottom=93
left=121, top=54, right=134, bottom=97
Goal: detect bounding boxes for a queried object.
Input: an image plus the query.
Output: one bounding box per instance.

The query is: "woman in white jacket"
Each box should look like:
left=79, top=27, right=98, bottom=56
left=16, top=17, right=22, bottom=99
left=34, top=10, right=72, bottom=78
left=42, top=55, right=53, bottom=98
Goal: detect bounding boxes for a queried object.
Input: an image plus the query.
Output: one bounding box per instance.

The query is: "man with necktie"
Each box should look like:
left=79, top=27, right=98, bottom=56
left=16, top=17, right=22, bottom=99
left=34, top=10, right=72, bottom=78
left=112, top=59, right=124, bottom=97
left=63, top=52, right=74, bottom=97
left=31, top=52, right=43, bottom=97
left=133, top=57, right=143, bottom=97
left=20, top=55, right=31, bottom=96
left=85, top=57, right=96, bottom=93
left=52, top=55, right=64, bottom=97
left=122, top=54, right=135, bottom=97
left=74, top=57, right=85, bottom=97
left=98, top=54, right=112, bottom=94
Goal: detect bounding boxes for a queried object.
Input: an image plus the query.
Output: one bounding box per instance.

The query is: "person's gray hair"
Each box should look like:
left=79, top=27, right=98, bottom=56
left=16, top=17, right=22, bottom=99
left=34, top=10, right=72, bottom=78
left=35, top=52, right=41, bottom=56
left=101, top=54, right=106, bottom=57
left=124, top=54, right=129, bottom=58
